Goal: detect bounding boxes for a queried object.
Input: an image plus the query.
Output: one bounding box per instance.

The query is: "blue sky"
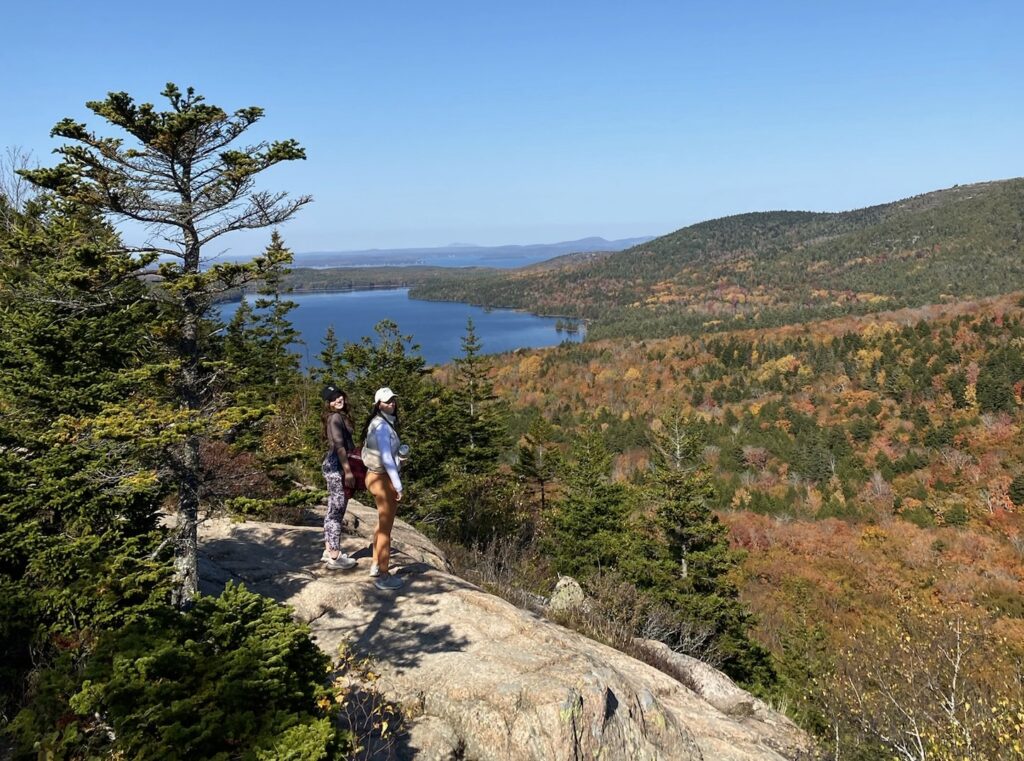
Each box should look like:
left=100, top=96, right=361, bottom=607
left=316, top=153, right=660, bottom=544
left=2, top=1, right=1021, bottom=255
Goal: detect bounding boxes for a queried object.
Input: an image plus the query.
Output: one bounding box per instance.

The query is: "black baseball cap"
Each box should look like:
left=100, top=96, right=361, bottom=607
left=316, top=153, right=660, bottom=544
left=321, top=385, right=345, bottom=402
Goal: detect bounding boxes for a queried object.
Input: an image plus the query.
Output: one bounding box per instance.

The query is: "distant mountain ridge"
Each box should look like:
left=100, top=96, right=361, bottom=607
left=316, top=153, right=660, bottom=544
left=293, top=236, right=654, bottom=268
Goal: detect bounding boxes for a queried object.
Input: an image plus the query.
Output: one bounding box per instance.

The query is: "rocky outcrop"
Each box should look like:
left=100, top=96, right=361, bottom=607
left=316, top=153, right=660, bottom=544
left=198, top=502, right=810, bottom=760
left=637, top=640, right=785, bottom=725
left=547, top=574, right=589, bottom=614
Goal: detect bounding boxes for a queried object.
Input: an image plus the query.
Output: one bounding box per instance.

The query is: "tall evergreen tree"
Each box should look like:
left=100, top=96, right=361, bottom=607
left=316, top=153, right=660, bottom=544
left=419, top=319, right=517, bottom=544
left=451, top=318, right=508, bottom=470
left=547, top=429, right=629, bottom=576
left=0, top=194, right=170, bottom=735
left=513, top=416, right=559, bottom=512
left=333, top=320, right=428, bottom=410
left=248, top=231, right=302, bottom=395
left=333, top=319, right=458, bottom=493
left=636, top=410, right=775, bottom=690
left=3, top=115, right=347, bottom=761
left=222, top=232, right=302, bottom=399
left=311, top=325, right=341, bottom=385
left=23, top=84, right=310, bottom=604
left=224, top=296, right=256, bottom=373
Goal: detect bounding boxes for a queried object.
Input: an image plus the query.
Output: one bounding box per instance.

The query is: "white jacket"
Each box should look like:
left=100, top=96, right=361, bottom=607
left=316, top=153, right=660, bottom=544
left=362, top=414, right=403, bottom=493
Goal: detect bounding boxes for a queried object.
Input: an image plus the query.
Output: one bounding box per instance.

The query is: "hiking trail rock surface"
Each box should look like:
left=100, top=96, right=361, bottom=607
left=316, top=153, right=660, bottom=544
left=198, top=501, right=809, bottom=760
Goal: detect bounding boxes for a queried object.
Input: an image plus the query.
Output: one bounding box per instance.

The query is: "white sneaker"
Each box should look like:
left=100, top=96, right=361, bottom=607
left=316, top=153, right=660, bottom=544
left=325, top=552, right=356, bottom=570
left=374, top=573, right=404, bottom=591
left=369, top=563, right=380, bottom=578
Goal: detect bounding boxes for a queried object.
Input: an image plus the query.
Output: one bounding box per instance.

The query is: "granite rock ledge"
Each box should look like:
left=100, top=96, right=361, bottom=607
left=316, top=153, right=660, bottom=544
left=197, top=501, right=810, bottom=760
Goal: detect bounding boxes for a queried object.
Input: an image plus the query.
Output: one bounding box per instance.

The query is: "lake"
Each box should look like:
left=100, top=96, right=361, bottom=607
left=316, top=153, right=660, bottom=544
left=219, top=288, right=583, bottom=367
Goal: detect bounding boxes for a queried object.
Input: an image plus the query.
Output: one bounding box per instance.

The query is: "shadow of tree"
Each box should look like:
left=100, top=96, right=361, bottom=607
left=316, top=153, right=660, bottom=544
left=198, top=520, right=479, bottom=757
left=349, top=573, right=473, bottom=673
left=198, top=519, right=476, bottom=758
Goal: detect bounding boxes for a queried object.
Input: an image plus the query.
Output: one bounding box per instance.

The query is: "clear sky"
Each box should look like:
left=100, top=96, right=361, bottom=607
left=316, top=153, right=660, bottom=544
left=2, top=1, right=1021, bottom=256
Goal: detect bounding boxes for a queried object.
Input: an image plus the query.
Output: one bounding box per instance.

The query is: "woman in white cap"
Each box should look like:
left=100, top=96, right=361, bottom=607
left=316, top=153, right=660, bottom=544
left=361, top=387, right=405, bottom=590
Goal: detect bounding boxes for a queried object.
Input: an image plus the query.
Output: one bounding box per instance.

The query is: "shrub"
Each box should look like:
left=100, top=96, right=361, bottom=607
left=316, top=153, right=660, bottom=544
left=901, top=506, right=935, bottom=528
left=985, top=586, right=1024, bottom=619
left=924, top=423, right=955, bottom=449
left=427, top=468, right=527, bottom=546
left=14, top=583, right=346, bottom=760
left=1009, top=473, right=1024, bottom=507
left=943, top=503, right=970, bottom=527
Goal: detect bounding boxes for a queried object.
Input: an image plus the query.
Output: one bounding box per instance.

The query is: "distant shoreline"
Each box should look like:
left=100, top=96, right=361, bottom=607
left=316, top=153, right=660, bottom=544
left=213, top=282, right=410, bottom=305
left=217, top=286, right=589, bottom=332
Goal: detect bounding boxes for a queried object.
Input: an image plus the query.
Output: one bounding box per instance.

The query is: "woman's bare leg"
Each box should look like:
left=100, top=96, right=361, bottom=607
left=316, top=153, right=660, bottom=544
left=368, top=472, right=398, bottom=573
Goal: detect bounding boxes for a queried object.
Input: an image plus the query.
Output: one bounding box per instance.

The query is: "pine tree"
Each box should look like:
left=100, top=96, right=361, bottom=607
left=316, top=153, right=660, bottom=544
left=311, top=325, right=342, bottom=385
left=647, top=415, right=723, bottom=586
left=0, top=194, right=170, bottom=733
left=547, top=430, right=629, bottom=576
left=3, top=104, right=339, bottom=760
left=335, top=320, right=456, bottom=493
left=636, top=410, right=775, bottom=691
left=22, top=84, right=311, bottom=604
left=224, top=296, right=257, bottom=381
left=248, top=231, right=302, bottom=396
left=334, top=320, right=428, bottom=410
left=415, top=320, right=516, bottom=543
left=222, top=233, right=302, bottom=400
left=513, top=416, right=559, bottom=512
left=451, top=318, right=508, bottom=470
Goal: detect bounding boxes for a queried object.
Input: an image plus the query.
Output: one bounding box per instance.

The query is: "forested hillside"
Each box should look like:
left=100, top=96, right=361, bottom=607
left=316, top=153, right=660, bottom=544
left=284, top=264, right=488, bottom=294
left=412, top=179, right=1024, bottom=339
left=441, top=292, right=1024, bottom=756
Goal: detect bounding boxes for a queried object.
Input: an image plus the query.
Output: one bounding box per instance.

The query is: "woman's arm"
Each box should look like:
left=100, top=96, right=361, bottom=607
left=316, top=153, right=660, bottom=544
left=329, top=415, right=356, bottom=486
left=378, top=425, right=403, bottom=495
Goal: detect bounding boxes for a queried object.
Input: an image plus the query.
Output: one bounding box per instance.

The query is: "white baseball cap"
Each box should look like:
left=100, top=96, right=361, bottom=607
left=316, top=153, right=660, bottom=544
left=374, top=387, right=398, bottom=404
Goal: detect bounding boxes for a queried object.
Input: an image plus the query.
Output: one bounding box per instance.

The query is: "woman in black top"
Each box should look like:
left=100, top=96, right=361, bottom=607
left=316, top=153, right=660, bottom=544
left=320, top=385, right=357, bottom=570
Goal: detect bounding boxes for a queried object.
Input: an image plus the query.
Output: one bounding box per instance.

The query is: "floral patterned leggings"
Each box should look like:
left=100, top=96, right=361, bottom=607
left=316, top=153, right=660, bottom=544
left=321, top=451, right=349, bottom=551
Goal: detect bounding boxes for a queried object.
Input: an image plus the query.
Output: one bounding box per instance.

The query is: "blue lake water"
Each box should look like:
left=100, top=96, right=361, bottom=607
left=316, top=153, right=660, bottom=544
left=219, top=288, right=583, bottom=367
